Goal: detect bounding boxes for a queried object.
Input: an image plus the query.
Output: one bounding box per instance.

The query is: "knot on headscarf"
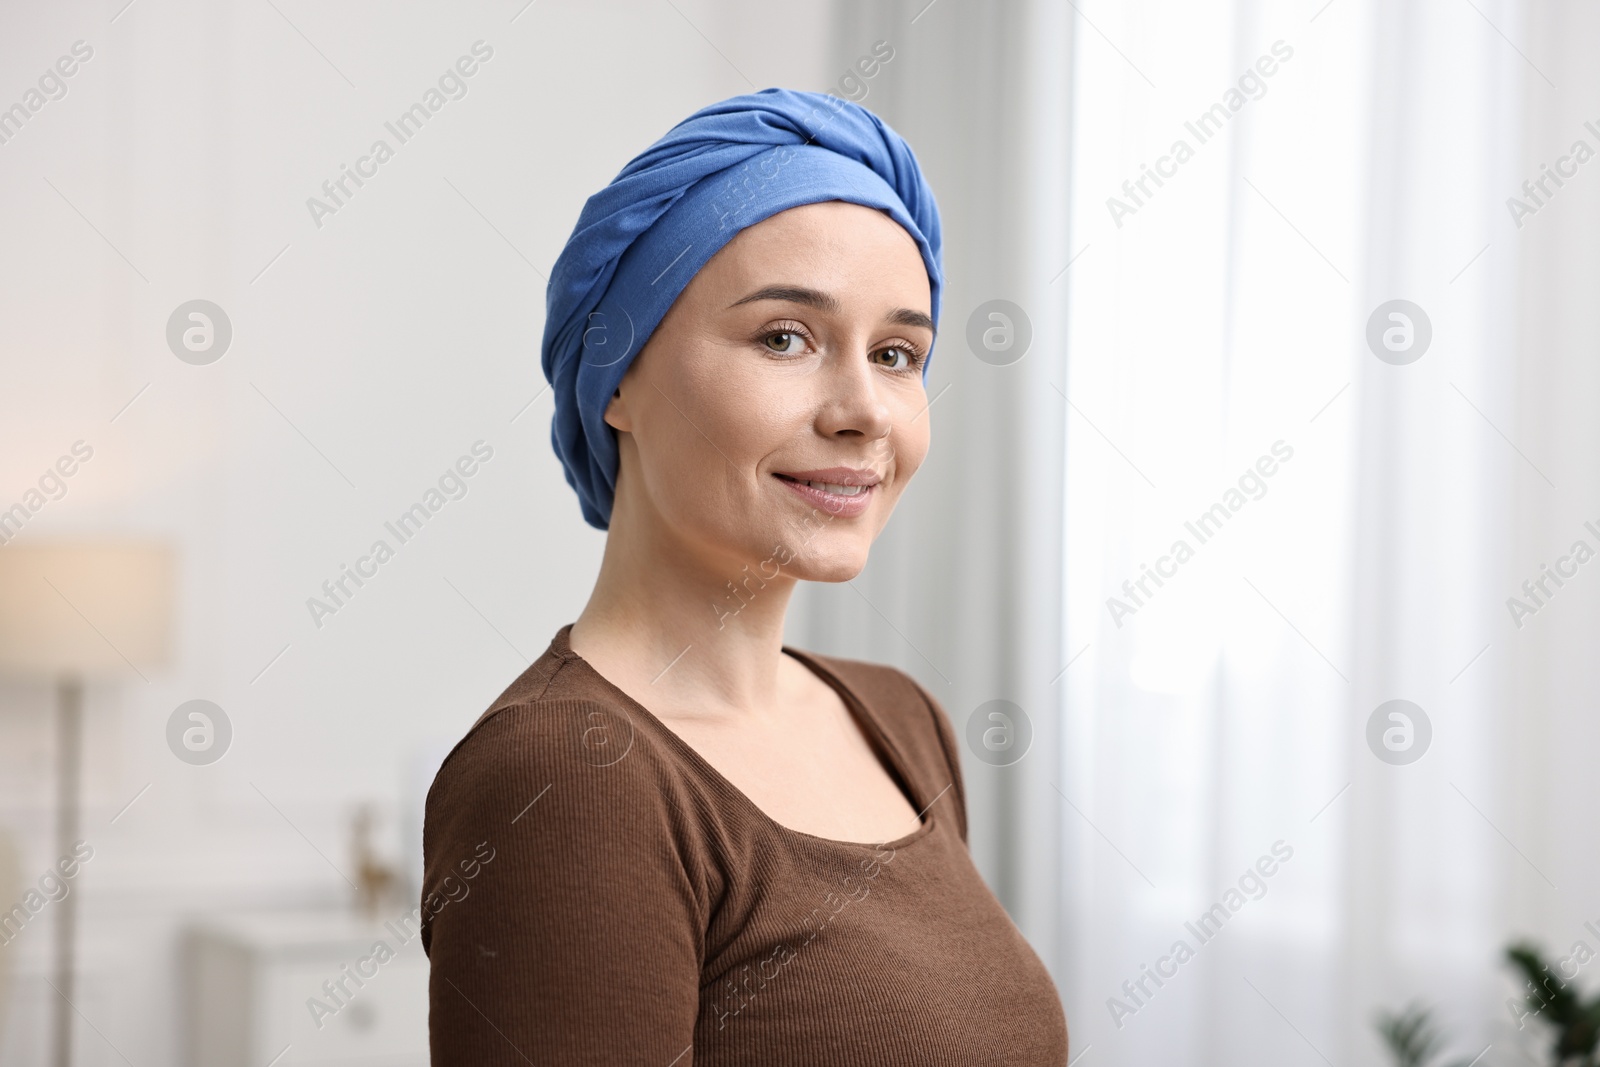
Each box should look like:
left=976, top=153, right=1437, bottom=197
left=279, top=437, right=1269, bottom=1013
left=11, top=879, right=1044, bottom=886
left=539, top=87, right=944, bottom=530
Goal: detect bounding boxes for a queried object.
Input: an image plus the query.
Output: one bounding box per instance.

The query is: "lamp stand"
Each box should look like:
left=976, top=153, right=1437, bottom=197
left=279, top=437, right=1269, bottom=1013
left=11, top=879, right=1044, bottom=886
left=52, top=675, right=81, bottom=1067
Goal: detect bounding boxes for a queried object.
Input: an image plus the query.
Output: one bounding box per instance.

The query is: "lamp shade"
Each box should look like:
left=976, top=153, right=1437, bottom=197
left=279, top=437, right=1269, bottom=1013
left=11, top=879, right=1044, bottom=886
left=0, top=543, right=175, bottom=677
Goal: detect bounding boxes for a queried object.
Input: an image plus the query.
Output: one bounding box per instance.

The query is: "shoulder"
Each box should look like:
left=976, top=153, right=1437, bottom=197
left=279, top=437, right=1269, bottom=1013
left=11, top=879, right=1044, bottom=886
left=419, top=680, right=713, bottom=1055
left=421, top=661, right=719, bottom=954
left=428, top=638, right=673, bottom=814
left=425, top=674, right=699, bottom=850
left=427, top=694, right=654, bottom=813
left=793, top=649, right=969, bottom=840
left=797, top=647, right=952, bottom=741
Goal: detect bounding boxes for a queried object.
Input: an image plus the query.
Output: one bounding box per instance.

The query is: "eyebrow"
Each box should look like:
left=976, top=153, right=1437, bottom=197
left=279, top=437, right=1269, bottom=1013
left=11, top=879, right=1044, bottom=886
left=727, top=284, right=935, bottom=334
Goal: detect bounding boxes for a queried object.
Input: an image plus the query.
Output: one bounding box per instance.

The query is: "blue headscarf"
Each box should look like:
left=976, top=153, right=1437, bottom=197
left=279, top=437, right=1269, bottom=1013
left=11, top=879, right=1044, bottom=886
left=539, top=87, right=944, bottom=530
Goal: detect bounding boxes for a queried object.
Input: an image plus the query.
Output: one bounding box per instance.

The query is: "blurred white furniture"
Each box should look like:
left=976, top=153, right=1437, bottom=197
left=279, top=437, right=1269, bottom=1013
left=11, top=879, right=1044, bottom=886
left=184, top=910, right=430, bottom=1067
left=0, top=543, right=174, bottom=1067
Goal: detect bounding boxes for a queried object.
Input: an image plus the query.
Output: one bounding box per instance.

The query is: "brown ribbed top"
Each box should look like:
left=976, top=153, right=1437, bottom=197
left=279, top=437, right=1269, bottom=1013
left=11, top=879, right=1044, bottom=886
left=421, top=623, right=1068, bottom=1065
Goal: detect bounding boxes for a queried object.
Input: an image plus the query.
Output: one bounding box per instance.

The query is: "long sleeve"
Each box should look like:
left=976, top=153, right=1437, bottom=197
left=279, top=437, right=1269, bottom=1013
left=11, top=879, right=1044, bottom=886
left=421, top=699, right=707, bottom=1064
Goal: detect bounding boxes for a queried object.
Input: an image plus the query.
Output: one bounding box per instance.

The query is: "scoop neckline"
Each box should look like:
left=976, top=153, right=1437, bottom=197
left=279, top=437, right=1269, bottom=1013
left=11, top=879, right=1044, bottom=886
left=551, top=624, right=938, bottom=852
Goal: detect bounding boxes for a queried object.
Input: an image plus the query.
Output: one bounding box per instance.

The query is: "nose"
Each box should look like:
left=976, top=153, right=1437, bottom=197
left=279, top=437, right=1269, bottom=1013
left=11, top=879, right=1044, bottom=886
left=815, top=343, right=893, bottom=442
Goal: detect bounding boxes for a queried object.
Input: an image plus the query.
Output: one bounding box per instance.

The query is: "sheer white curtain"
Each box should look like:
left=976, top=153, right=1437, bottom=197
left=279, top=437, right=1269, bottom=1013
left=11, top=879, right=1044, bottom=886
left=1058, top=0, right=1600, bottom=1062
left=811, top=0, right=1600, bottom=1064
left=1058, top=0, right=1594, bottom=1061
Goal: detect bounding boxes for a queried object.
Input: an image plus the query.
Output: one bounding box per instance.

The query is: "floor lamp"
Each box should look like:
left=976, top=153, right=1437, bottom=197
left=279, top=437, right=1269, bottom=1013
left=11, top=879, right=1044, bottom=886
left=0, top=544, right=173, bottom=1067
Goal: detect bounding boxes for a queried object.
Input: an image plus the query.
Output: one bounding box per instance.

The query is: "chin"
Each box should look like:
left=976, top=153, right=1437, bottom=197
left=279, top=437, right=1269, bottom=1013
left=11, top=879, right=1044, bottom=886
left=780, top=536, right=873, bottom=583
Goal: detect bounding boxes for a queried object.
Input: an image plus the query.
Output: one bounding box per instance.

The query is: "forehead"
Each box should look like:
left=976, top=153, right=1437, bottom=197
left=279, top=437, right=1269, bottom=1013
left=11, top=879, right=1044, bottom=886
left=694, top=201, right=931, bottom=307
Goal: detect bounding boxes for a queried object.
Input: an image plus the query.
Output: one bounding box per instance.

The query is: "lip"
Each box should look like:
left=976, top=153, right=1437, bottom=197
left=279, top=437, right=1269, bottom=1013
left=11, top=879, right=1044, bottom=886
left=773, top=466, right=882, bottom=487
left=771, top=467, right=882, bottom=518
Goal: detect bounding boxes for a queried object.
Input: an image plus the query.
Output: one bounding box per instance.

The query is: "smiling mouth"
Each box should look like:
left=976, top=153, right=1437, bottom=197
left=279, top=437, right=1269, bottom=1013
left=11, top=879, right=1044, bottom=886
left=772, top=474, right=872, bottom=497
left=770, top=471, right=881, bottom=516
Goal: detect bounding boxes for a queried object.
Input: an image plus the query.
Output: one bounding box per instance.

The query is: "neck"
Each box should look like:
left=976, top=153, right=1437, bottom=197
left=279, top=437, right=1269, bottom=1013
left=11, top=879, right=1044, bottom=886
left=569, top=495, right=800, bottom=721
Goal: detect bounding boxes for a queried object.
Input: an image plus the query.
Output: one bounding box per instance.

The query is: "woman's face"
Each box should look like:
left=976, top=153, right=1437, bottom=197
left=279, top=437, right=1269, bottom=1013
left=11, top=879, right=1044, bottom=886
left=604, top=199, right=934, bottom=582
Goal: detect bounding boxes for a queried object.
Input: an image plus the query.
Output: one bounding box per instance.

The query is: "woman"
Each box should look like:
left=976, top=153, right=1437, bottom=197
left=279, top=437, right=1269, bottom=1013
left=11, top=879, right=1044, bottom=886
left=421, top=87, right=1068, bottom=1064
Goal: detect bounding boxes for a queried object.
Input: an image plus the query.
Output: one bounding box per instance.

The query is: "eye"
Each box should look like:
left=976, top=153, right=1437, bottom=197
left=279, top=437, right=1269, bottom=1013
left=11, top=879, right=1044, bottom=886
left=756, top=321, right=813, bottom=357
left=763, top=331, right=805, bottom=354
left=871, top=343, right=926, bottom=373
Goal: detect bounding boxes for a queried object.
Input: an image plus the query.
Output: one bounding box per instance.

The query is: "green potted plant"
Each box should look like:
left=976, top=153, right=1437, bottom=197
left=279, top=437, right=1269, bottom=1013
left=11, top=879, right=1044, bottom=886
left=1374, top=1002, right=1475, bottom=1067
left=1503, top=941, right=1600, bottom=1066
left=1376, top=942, right=1600, bottom=1067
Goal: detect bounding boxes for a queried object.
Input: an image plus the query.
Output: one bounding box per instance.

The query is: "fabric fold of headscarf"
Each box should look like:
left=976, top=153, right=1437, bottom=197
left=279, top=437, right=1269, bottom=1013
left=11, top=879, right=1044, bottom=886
left=539, top=87, right=944, bottom=530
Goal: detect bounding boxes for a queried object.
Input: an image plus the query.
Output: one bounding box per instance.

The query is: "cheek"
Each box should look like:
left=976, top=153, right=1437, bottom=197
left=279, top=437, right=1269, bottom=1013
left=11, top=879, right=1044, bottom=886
left=634, top=366, right=778, bottom=519
left=885, top=417, right=931, bottom=485
left=637, top=411, right=740, bottom=517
